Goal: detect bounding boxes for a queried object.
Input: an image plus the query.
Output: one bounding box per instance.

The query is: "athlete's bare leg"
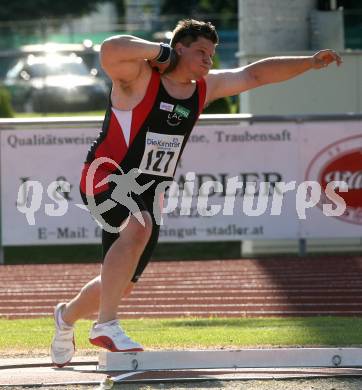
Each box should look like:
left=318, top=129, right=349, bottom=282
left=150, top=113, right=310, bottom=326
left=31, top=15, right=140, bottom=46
left=97, top=211, right=152, bottom=323
left=61, top=212, right=151, bottom=325
left=62, top=275, right=101, bottom=326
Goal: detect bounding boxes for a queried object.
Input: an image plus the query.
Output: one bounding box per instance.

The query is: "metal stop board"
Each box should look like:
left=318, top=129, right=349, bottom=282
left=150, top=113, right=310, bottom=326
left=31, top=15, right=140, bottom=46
left=98, top=348, right=362, bottom=371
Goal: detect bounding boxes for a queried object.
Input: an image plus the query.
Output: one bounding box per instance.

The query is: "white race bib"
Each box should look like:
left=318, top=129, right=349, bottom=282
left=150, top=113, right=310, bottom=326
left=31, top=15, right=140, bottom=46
left=139, top=132, right=184, bottom=177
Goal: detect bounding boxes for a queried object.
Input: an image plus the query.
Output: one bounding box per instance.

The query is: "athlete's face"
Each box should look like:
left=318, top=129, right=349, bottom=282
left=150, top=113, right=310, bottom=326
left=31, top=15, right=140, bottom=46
left=175, top=37, right=216, bottom=79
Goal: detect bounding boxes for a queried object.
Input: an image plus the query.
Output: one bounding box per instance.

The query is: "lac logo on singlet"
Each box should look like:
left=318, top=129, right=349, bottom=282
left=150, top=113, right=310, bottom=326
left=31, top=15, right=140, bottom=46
left=305, top=134, right=362, bottom=225
left=139, top=132, right=184, bottom=177
left=160, top=103, right=190, bottom=127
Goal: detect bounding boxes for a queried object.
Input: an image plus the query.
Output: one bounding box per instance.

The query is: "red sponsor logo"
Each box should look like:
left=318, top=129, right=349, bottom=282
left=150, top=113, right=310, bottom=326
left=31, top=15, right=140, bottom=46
left=306, top=135, right=362, bottom=225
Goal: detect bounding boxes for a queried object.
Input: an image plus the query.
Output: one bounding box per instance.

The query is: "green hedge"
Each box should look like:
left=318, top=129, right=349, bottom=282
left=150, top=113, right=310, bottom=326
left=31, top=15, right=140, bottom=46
left=203, top=96, right=232, bottom=114
left=0, top=86, right=14, bottom=118
left=4, top=242, right=241, bottom=264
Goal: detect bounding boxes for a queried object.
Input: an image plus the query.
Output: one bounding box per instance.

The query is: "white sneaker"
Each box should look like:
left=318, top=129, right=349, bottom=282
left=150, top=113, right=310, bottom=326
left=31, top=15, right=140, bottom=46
left=89, top=320, right=143, bottom=352
left=50, top=303, right=75, bottom=367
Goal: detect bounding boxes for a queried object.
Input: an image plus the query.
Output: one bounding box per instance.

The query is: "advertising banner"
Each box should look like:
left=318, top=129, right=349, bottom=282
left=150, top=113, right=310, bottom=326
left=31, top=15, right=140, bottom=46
left=1, top=119, right=360, bottom=245
left=160, top=123, right=300, bottom=241
left=1, top=128, right=99, bottom=245
left=299, top=121, right=362, bottom=238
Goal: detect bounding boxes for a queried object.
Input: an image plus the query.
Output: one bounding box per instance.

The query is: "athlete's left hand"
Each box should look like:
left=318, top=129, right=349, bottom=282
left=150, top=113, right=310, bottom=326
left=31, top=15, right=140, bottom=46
left=312, top=49, right=343, bottom=69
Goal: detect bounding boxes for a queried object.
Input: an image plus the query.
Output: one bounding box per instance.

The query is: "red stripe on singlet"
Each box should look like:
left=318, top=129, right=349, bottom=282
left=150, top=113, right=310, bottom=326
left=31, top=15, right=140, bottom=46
left=80, top=69, right=161, bottom=196
left=80, top=163, right=111, bottom=195
left=130, top=69, right=160, bottom=144
left=196, top=77, right=207, bottom=117
left=80, top=112, right=129, bottom=194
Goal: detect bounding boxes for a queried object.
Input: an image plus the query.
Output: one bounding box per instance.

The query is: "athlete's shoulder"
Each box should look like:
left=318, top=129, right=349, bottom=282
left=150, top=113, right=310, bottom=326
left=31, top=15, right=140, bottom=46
left=110, top=65, right=159, bottom=110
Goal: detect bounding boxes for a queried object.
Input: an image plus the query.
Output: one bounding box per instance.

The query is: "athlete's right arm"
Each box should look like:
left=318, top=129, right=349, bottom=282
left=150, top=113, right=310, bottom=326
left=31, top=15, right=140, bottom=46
left=100, top=35, right=161, bottom=82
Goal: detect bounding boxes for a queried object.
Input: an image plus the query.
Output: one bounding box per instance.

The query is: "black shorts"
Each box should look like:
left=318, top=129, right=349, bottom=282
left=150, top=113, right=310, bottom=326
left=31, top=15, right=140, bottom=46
left=80, top=184, right=160, bottom=282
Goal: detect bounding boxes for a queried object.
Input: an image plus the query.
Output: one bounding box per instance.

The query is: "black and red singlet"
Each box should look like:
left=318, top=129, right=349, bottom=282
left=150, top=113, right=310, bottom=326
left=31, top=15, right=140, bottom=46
left=80, top=69, right=206, bottom=195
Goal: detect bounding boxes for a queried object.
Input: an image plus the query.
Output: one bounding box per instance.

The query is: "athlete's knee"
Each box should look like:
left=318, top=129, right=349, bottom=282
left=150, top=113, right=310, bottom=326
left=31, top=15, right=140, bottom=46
left=127, top=211, right=153, bottom=244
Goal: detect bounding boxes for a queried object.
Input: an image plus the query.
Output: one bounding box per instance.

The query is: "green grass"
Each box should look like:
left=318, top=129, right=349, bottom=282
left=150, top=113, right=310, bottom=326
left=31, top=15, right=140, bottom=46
left=1, top=317, right=362, bottom=356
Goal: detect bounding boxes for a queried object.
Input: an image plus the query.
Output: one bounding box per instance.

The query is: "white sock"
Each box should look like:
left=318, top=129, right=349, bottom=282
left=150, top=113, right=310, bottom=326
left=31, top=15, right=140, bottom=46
left=95, top=319, right=118, bottom=329
left=57, top=305, right=73, bottom=329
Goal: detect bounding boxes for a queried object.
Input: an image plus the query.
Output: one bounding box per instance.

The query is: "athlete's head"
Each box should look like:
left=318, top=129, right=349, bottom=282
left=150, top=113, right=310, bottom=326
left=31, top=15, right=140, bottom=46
left=170, top=19, right=219, bottom=49
left=170, top=19, right=219, bottom=78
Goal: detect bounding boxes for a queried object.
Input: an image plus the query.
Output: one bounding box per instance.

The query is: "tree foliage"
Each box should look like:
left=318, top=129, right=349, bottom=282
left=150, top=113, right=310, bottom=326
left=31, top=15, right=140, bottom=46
left=161, top=0, right=237, bottom=28
left=161, top=0, right=237, bottom=15
left=0, top=0, right=107, bottom=21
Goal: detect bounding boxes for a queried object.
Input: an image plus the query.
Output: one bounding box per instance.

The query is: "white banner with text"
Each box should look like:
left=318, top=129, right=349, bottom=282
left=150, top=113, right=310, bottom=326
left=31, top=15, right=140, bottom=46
left=1, top=120, right=360, bottom=245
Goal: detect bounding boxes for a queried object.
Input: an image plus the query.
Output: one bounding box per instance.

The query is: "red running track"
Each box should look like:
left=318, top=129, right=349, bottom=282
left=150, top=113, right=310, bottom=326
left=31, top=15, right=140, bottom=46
left=1, top=256, right=362, bottom=319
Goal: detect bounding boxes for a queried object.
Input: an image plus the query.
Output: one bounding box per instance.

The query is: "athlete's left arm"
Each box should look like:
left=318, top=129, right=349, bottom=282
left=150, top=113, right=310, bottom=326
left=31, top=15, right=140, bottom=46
left=205, top=49, right=342, bottom=102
